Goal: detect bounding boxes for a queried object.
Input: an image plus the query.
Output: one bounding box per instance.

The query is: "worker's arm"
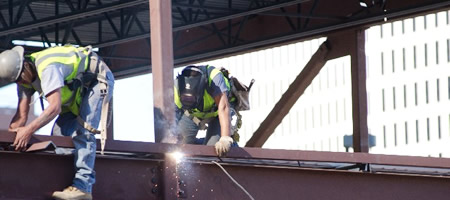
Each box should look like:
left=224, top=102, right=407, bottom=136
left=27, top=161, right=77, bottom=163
left=9, top=96, right=32, bottom=132
left=214, top=92, right=231, bottom=137
left=13, top=88, right=61, bottom=151
left=213, top=92, right=234, bottom=156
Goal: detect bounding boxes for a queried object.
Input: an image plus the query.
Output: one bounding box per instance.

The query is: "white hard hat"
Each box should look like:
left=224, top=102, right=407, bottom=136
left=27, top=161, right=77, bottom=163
left=0, top=46, right=24, bottom=83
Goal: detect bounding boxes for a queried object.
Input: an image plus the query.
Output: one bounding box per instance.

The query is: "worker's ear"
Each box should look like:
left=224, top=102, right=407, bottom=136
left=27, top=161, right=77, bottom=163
left=19, top=60, right=37, bottom=84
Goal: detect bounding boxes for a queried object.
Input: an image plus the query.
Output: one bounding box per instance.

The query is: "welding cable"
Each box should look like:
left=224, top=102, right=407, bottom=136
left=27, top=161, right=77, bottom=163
left=211, top=160, right=255, bottom=200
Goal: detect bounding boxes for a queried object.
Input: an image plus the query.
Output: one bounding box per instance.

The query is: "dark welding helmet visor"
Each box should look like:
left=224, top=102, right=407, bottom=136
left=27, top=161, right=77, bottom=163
left=177, top=66, right=206, bottom=110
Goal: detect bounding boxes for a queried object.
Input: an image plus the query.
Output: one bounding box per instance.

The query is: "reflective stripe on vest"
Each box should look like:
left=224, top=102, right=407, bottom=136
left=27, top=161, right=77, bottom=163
left=30, top=46, right=90, bottom=115
left=174, top=65, right=231, bottom=119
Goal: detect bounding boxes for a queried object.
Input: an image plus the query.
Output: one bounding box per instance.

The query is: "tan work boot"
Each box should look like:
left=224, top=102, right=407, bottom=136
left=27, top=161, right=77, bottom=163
left=52, top=186, right=92, bottom=200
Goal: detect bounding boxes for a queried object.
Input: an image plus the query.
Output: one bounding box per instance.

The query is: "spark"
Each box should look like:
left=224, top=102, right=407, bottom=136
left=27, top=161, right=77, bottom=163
left=170, top=151, right=184, bottom=163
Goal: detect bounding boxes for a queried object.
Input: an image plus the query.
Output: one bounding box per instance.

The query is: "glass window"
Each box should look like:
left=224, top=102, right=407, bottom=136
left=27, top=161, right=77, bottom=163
left=416, top=119, right=419, bottom=143
left=415, top=83, right=418, bottom=106
left=436, top=41, right=439, bottom=65
left=393, top=87, right=396, bottom=110
left=392, top=50, right=395, bottom=73
left=402, top=48, right=406, bottom=71
left=405, top=121, right=408, bottom=145
left=394, top=123, right=397, bottom=146
left=438, top=116, right=441, bottom=139
left=403, top=85, right=407, bottom=108
left=437, top=79, right=440, bottom=102
left=383, top=125, right=387, bottom=148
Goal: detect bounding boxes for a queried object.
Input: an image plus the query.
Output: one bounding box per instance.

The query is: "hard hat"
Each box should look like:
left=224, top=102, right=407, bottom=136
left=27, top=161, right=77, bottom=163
left=0, top=46, right=24, bottom=83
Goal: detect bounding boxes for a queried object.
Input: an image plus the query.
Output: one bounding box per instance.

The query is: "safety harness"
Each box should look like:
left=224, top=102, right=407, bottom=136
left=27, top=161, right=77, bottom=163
left=31, top=45, right=111, bottom=155
left=74, top=50, right=111, bottom=155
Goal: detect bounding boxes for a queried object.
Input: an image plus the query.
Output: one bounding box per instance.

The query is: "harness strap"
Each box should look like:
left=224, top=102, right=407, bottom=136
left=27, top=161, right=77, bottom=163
left=75, top=52, right=112, bottom=155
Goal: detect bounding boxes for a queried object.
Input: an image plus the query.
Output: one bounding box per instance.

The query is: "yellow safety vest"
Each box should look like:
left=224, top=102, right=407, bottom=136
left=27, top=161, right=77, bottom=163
left=30, top=45, right=90, bottom=115
left=174, top=65, right=231, bottom=119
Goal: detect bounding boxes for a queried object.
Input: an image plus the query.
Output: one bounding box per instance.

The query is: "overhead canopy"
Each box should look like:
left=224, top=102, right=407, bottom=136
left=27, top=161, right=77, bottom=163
left=0, top=0, right=448, bottom=80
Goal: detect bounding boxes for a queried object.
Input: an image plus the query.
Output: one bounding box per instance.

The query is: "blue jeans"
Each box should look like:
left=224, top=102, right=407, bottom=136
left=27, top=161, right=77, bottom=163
left=177, top=111, right=238, bottom=147
left=52, top=71, right=114, bottom=193
left=178, top=115, right=222, bottom=145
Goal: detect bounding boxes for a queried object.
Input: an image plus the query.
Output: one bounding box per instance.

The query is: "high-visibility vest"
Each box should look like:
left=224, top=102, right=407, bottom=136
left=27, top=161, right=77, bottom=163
left=174, top=65, right=231, bottom=119
left=30, top=45, right=91, bottom=115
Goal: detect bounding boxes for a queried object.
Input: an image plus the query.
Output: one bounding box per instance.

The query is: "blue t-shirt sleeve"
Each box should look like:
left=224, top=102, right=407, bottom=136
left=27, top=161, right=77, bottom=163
left=208, top=73, right=229, bottom=98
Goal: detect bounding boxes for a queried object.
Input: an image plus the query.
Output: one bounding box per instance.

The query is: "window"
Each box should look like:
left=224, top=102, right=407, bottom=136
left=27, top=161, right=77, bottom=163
left=435, top=13, right=438, bottom=27
left=414, top=83, right=418, bottom=106
left=427, top=118, right=430, bottom=141
left=448, top=77, right=450, bottom=100
left=403, top=85, right=407, bottom=108
left=383, top=125, right=387, bottom=148
left=416, top=120, right=419, bottom=143
left=382, top=89, right=386, bottom=111
left=381, top=52, right=384, bottom=75
left=436, top=41, right=439, bottom=65
left=402, top=20, right=405, bottom=34
left=391, top=23, right=394, bottom=36
left=380, top=25, right=384, bottom=38
left=394, top=123, right=397, bottom=146
left=393, top=87, right=396, bottom=110
left=392, top=50, right=395, bottom=73
left=438, top=116, right=441, bottom=139
left=424, top=16, right=427, bottom=29
left=425, top=81, right=429, bottom=104
left=413, top=18, right=416, bottom=31
left=405, top=121, right=408, bottom=144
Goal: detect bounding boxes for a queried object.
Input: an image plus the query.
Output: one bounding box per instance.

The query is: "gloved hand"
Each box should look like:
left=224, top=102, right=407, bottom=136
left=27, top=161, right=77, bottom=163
left=215, top=136, right=234, bottom=157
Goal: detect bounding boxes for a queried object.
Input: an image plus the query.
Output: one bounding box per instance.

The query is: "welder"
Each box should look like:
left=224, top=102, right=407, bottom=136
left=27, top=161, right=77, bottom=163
left=174, top=65, right=238, bottom=157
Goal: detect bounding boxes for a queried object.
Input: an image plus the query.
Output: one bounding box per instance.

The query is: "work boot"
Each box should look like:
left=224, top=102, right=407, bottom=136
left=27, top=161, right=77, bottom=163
left=52, top=186, right=92, bottom=200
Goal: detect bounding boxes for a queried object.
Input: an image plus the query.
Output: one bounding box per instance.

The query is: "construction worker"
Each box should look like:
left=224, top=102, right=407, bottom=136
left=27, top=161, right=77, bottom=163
left=174, top=65, right=237, bottom=157
left=0, top=45, right=114, bottom=200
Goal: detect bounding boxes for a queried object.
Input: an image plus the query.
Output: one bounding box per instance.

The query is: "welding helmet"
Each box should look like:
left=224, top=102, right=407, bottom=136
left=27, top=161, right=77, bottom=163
left=177, top=66, right=207, bottom=110
left=0, top=46, right=24, bottom=83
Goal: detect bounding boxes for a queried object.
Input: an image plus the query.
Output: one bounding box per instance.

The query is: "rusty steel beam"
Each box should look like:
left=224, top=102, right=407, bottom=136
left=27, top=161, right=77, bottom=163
left=1, top=150, right=450, bottom=200
left=245, top=39, right=331, bottom=147
left=350, top=29, right=369, bottom=152
left=150, top=0, right=175, bottom=143
left=3, top=131, right=450, bottom=169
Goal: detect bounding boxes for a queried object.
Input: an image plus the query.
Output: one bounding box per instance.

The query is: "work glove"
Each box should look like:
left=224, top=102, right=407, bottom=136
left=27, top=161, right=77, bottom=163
left=215, top=136, right=233, bottom=157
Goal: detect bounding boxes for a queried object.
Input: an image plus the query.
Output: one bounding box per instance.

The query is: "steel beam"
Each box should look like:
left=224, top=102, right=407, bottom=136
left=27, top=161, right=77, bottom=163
left=350, top=29, right=369, bottom=152
left=149, top=0, right=175, bottom=143
left=245, top=39, right=330, bottom=147
left=1, top=150, right=450, bottom=200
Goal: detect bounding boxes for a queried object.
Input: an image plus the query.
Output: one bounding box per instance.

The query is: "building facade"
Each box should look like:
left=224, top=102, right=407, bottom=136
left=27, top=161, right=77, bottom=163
left=199, top=9, right=450, bottom=157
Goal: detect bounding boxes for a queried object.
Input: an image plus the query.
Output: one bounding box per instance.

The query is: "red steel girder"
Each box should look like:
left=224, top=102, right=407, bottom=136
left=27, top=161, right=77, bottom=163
left=1, top=150, right=450, bottom=200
